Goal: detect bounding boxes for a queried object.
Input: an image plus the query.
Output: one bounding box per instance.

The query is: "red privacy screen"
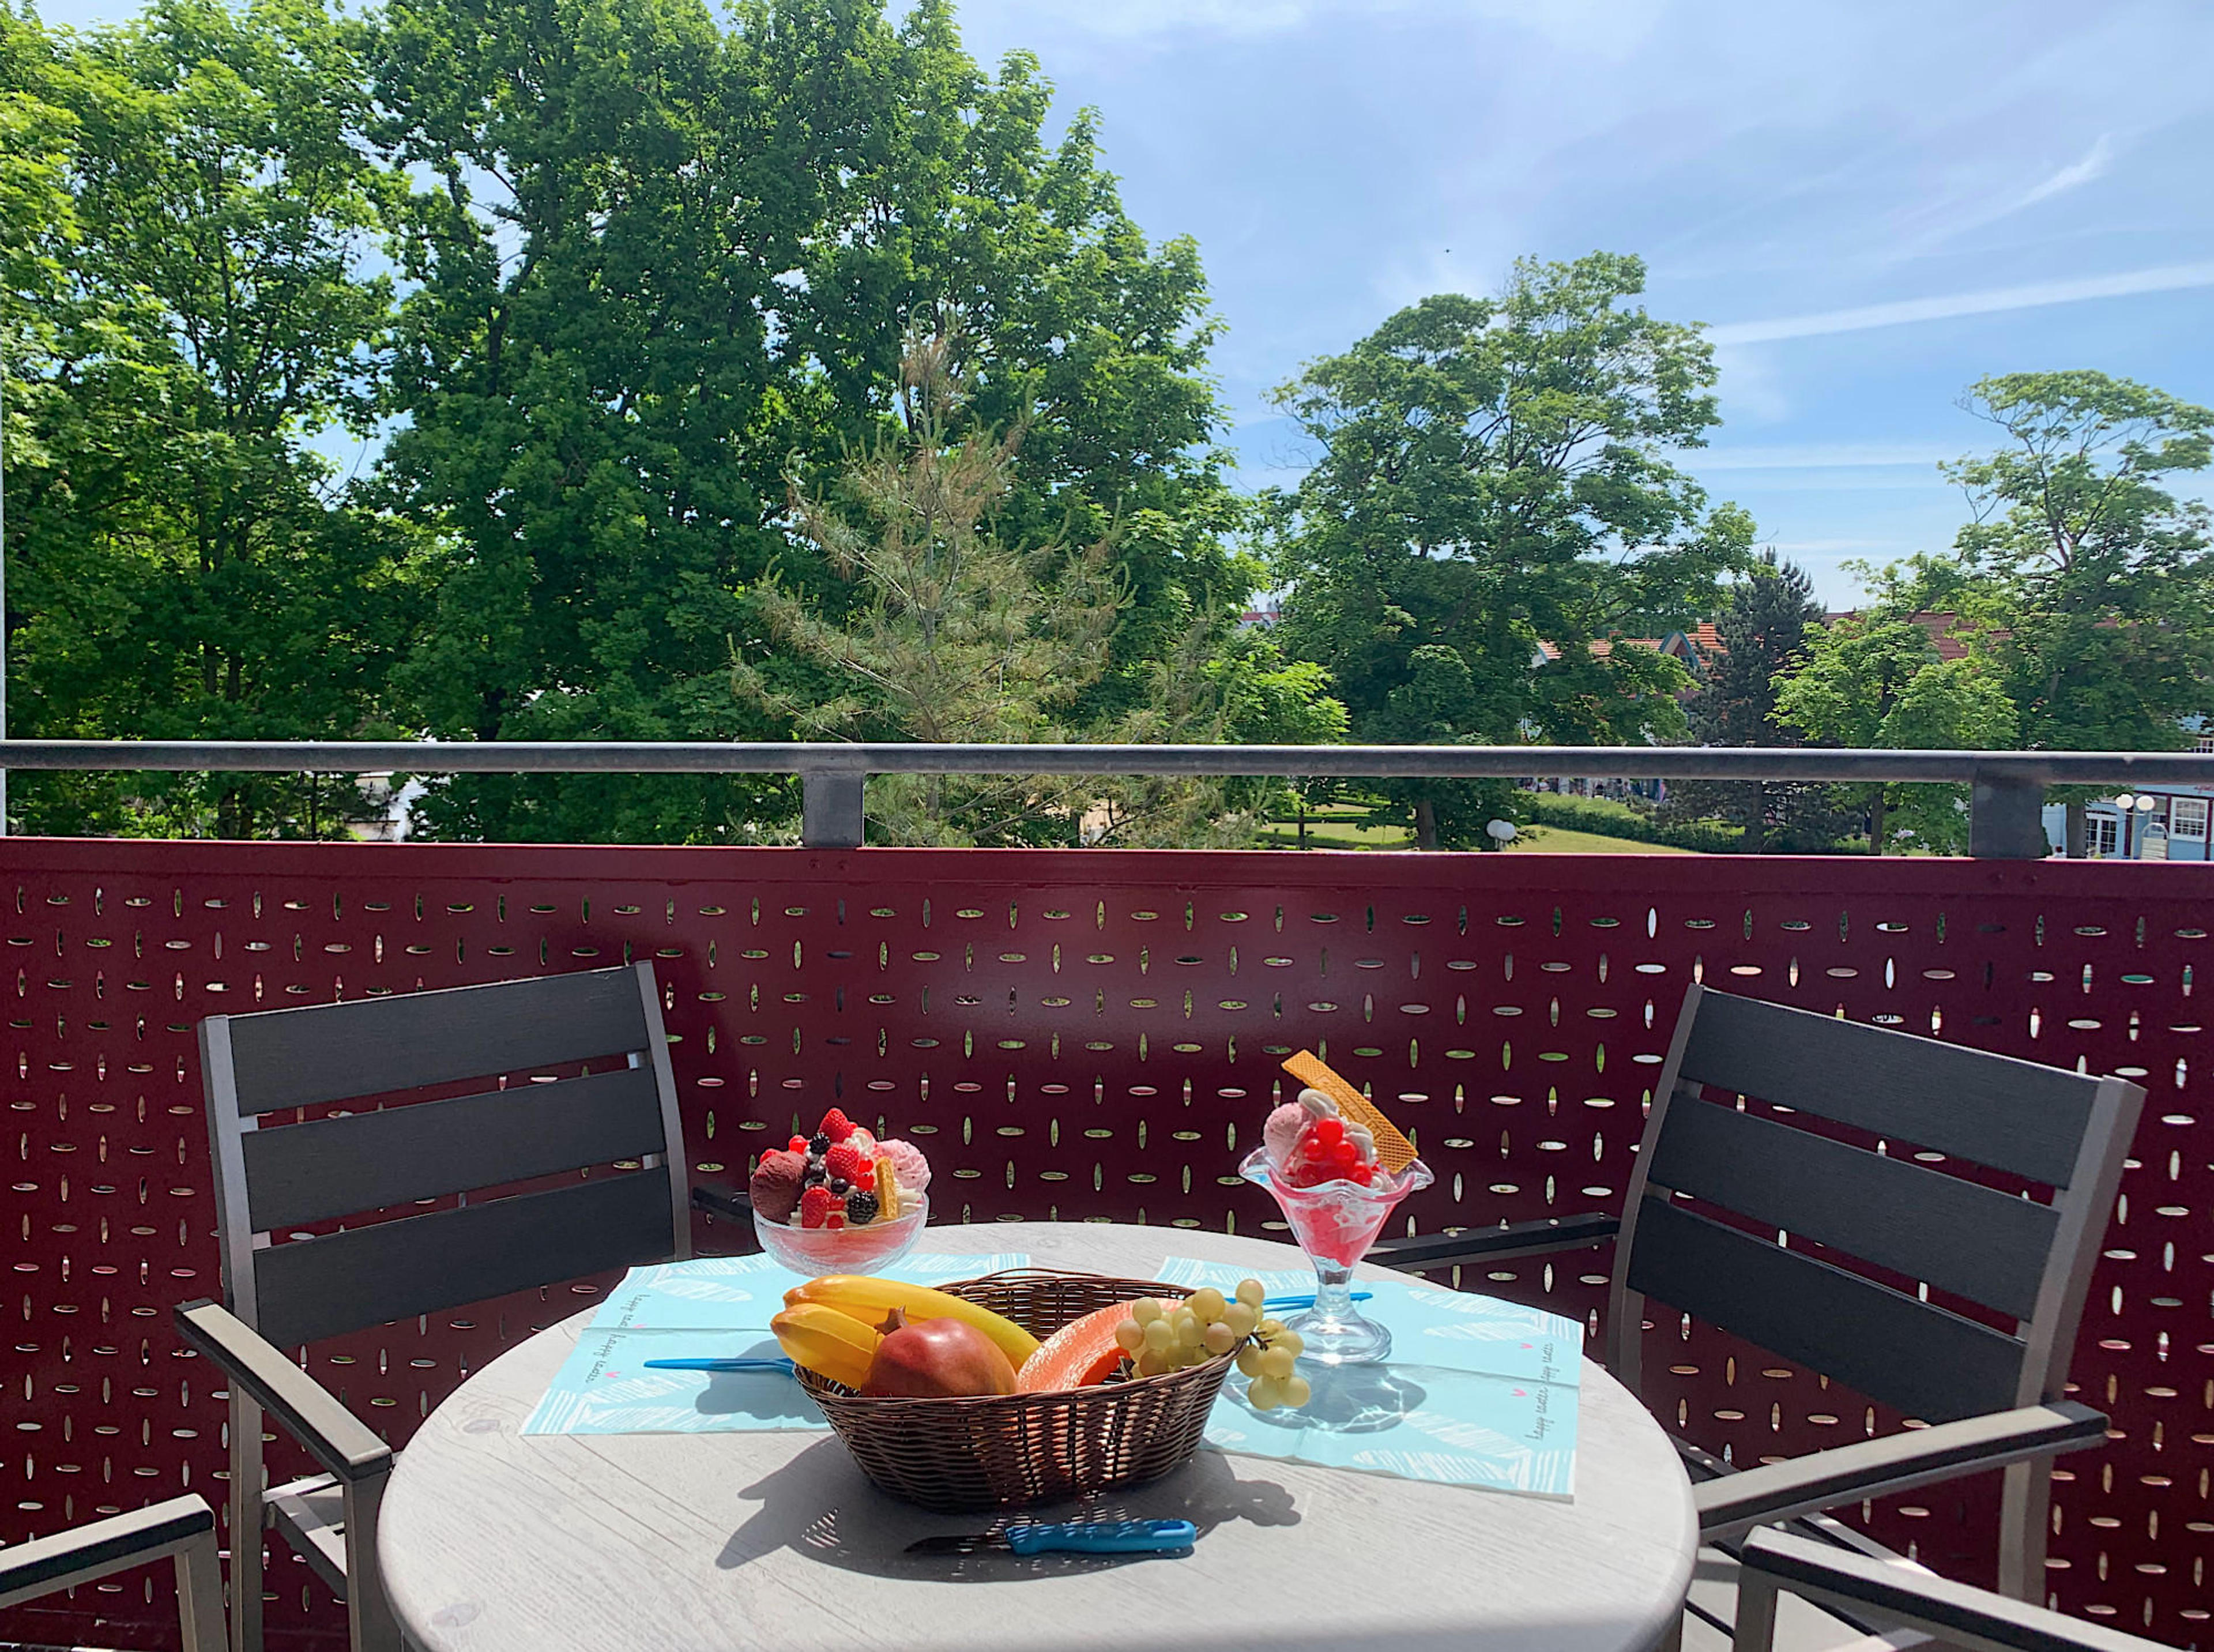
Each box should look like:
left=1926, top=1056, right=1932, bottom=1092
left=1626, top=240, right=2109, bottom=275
left=4, top=840, right=2208, bottom=1647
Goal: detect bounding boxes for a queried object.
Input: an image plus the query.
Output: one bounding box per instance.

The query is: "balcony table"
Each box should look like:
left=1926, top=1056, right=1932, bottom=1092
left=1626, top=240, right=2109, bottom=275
left=376, top=1220, right=1696, bottom=1652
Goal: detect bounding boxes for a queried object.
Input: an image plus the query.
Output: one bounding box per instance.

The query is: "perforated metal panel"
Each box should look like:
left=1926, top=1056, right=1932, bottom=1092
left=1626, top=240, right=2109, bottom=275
left=3, top=841, right=2208, bottom=1649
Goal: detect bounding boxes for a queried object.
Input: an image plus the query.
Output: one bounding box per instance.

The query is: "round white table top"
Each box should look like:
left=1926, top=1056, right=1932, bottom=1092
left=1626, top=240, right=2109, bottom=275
left=378, top=1223, right=1695, bottom=1652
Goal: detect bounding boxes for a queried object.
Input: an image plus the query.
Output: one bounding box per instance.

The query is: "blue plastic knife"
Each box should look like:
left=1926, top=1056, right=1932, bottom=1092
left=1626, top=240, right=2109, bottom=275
left=906, top=1519, right=1198, bottom=1556
left=1260, top=1290, right=1370, bottom=1311
left=641, top=1356, right=796, bottom=1374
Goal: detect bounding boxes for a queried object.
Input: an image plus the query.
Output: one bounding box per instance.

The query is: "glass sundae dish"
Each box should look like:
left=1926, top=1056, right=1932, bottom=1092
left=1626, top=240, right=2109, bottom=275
left=1241, top=1070, right=1432, bottom=1364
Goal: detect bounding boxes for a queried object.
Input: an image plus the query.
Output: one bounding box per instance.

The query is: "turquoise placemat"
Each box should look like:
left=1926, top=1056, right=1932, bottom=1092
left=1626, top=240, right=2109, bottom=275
left=1153, top=1258, right=1580, bottom=1499
left=588, top=1250, right=1031, bottom=1331
left=523, top=1251, right=1030, bottom=1436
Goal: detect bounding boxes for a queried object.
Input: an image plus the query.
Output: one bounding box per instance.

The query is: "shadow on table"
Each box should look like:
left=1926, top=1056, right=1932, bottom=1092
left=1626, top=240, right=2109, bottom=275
left=717, top=1444, right=1300, bottom=1583
left=1224, top=1364, right=1428, bottom=1435
left=690, top=1339, right=811, bottom=1424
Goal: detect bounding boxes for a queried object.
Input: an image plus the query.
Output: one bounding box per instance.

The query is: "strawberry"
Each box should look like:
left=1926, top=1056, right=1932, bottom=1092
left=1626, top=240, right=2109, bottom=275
left=799, top=1185, right=836, bottom=1229
left=825, top=1141, right=867, bottom=1184
left=819, top=1107, right=857, bottom=1143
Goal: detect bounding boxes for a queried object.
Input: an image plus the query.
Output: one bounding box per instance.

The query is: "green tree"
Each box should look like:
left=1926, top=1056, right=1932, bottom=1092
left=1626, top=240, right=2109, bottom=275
left=376, top=0, right=1244, bottom=843
left=736, top=330, right=1342, bottom=846
left=1942, top=371, right=2214, bottom=750
left=3, top=0, right=425, bottom=838
left=1271, top=253, right=1754, bottom=849
left=1661, top=551, right=1850, bottom=851
left=1773, top=616, right=2015, bottom=854
left=0, top=5, right=78, bottom=832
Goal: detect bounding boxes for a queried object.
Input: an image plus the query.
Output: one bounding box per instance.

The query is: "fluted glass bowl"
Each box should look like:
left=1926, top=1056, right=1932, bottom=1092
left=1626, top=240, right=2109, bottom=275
left=754, top=1194, right=928, bottom=1276
left=1240, top=1146, right=1432, bottom=1364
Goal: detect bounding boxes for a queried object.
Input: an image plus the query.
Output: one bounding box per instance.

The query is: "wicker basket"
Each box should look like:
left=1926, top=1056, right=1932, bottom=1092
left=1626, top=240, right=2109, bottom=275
left=795, top=1268, right=1231, bottom=1512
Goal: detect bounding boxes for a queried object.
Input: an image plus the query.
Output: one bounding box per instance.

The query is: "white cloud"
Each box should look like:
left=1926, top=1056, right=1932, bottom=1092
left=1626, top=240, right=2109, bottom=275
left=2016, top=132, right=2115, bottom=210
left=1707, top=261, right=2214, bottom=346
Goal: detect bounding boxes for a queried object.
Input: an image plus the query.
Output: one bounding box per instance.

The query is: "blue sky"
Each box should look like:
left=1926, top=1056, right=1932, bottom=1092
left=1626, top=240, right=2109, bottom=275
left=38, top=0, right=2214, bottom=606
left=948, top=0, right=2214, bottom=605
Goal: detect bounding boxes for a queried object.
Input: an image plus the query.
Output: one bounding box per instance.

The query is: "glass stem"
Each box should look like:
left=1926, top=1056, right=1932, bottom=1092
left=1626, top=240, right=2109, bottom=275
left=1309, top=1259, right=1359, bottom=1326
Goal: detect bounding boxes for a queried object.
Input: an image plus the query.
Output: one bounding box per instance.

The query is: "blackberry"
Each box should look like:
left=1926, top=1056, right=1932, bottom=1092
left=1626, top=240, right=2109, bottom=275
left=845, top=1188, right=880, bottom=1225
left=808, top=1132, right=831, bottom=1155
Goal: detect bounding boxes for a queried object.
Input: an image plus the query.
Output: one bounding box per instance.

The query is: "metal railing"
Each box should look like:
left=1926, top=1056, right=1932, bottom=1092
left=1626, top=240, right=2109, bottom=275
left=5, top=738, right=2213, bottom=854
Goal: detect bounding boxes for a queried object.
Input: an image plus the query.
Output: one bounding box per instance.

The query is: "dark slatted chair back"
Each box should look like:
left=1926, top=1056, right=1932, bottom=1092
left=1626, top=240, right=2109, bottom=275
left=201, top=964, right=689, bottom=1348
left=1609, top=984, right=2143, bottom=1424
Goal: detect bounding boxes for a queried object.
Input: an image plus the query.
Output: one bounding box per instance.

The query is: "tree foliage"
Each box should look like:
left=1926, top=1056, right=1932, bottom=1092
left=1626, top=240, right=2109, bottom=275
left=1661, top=551, right=1850, bottom=852
left=375, top=0, right=1249, bottom=842
left=739, top=330, right=1343, bottom=846
left=1942, top=371, right=2214, bottom=751
left=3, top=0, right=426, bottom=838
left=1270, top=252, right=1753, bottom=848
left=1773, top=615, right=2014, bottom=855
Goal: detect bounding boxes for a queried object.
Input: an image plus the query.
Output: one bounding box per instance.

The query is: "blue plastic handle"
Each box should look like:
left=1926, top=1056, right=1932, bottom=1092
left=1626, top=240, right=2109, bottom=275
left=642, top=1357, right=796, bottom=1374
left=1260, top=1290, right=1371, bottom=1311
left=1003, top=1519, right=1198, bottom=1556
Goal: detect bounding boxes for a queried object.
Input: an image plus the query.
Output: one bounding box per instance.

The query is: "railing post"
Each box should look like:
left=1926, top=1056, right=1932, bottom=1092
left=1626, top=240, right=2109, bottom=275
left=799, top=764, right=865, bottom=848
left=1969, top=770, right=2049, bottom=859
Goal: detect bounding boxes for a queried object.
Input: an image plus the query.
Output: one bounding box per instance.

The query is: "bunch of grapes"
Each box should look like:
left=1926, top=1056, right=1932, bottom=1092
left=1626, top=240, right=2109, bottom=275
left=1110, top=1280, right=1311, bottom=1410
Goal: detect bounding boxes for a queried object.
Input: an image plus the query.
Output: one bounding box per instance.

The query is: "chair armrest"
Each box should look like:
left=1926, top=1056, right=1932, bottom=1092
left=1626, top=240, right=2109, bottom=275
left=174, top=1300, right=391, bottom=1484
left=691, top=1183, right=754, bottom=1223
left=1695, top=1400, right=2107, bottom=1541
left=1369, top=1213, right=1618, bottom=1271
left=0, top=1495, right=216, bottom=1610
left=1738, top=1527, right=2165, bottom=1652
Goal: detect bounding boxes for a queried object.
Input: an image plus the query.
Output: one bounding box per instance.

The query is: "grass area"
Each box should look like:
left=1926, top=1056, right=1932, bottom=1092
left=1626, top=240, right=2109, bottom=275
left=1254, top=818, right=1415, bottom=849
left=1254, top=805, right=1701, bottom=853
left=1506, top=823, right=1695, bottom=855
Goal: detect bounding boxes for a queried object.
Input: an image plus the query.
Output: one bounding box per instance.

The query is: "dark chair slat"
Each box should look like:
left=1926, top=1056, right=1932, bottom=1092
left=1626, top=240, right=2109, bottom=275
left=1680, top=991, right=2097, bottom=1186
left=242, top=1066, right=669, bottom=1232
left=0, top=1496, right=214, bottom=1605
left=1627, top=1196, right=2028, bottom=1424
left=1647, top=1098, right=2059, bottom=1319
left=252, top=1171, right=673, bottom=1348
left=223, top=970, right=654, bottom=1114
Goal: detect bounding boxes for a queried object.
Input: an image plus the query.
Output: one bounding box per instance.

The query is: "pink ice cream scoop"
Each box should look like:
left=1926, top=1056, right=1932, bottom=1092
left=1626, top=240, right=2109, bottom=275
left=1263, top=1102, right=1308, bottom=1169
left=747, top=1149, right=807, bottom=1224
left=877, top=1135, right=931, bottom=1194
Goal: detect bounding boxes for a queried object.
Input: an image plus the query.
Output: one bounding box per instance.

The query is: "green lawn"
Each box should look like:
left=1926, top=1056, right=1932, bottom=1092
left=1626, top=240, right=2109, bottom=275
left=1255, top=811, right=1701, bottom=854
left=1507, top=823, right=1696, bottom=855
left=1254, top=818, right=1415, bottom=849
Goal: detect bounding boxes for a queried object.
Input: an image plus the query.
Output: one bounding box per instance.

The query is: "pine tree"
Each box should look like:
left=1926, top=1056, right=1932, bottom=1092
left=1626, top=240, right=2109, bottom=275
left=1663, top=552, right=1848, bottom=851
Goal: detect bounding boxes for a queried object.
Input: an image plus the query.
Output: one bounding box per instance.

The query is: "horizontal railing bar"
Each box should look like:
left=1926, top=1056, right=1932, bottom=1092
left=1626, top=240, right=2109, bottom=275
left=2, top=740, right=2212, bottom=785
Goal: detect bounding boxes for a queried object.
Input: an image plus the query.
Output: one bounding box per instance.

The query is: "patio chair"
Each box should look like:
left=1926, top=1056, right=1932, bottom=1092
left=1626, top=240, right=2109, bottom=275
left=1733, top=1528, right=2171, bottom=1652
left=0, top=1494, right=228, bottom=1652
left=175, top=964, right=694, bottom=1652
left=1370, top=982, right=2145, bottom=1650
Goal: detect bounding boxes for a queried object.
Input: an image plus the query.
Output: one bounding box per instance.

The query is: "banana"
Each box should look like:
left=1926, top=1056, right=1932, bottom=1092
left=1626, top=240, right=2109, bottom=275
left=771, top=1301, right=881, bottom=1389
left=785, top=1274, right=1041, bottom=1366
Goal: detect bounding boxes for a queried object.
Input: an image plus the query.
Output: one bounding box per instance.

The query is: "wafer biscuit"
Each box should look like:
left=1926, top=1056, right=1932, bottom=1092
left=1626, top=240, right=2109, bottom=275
left=1281, top=1050, right=1419, bottom=1173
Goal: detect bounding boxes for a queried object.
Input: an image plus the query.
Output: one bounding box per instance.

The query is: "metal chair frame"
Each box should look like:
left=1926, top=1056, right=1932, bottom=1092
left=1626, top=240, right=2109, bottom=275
left=0, top=1493, right=228, bottom=1652
left=179, top=962, right=690, bottom=1652
left=1372, top=982, right=2145, bottom=1635
left=1734, top=1528, right=2172, bottom=1652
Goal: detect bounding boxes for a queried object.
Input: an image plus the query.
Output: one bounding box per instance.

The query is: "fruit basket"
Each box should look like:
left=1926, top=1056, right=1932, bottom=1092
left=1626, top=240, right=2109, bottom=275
left=795, top=1269, right=1230, bottom=1513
